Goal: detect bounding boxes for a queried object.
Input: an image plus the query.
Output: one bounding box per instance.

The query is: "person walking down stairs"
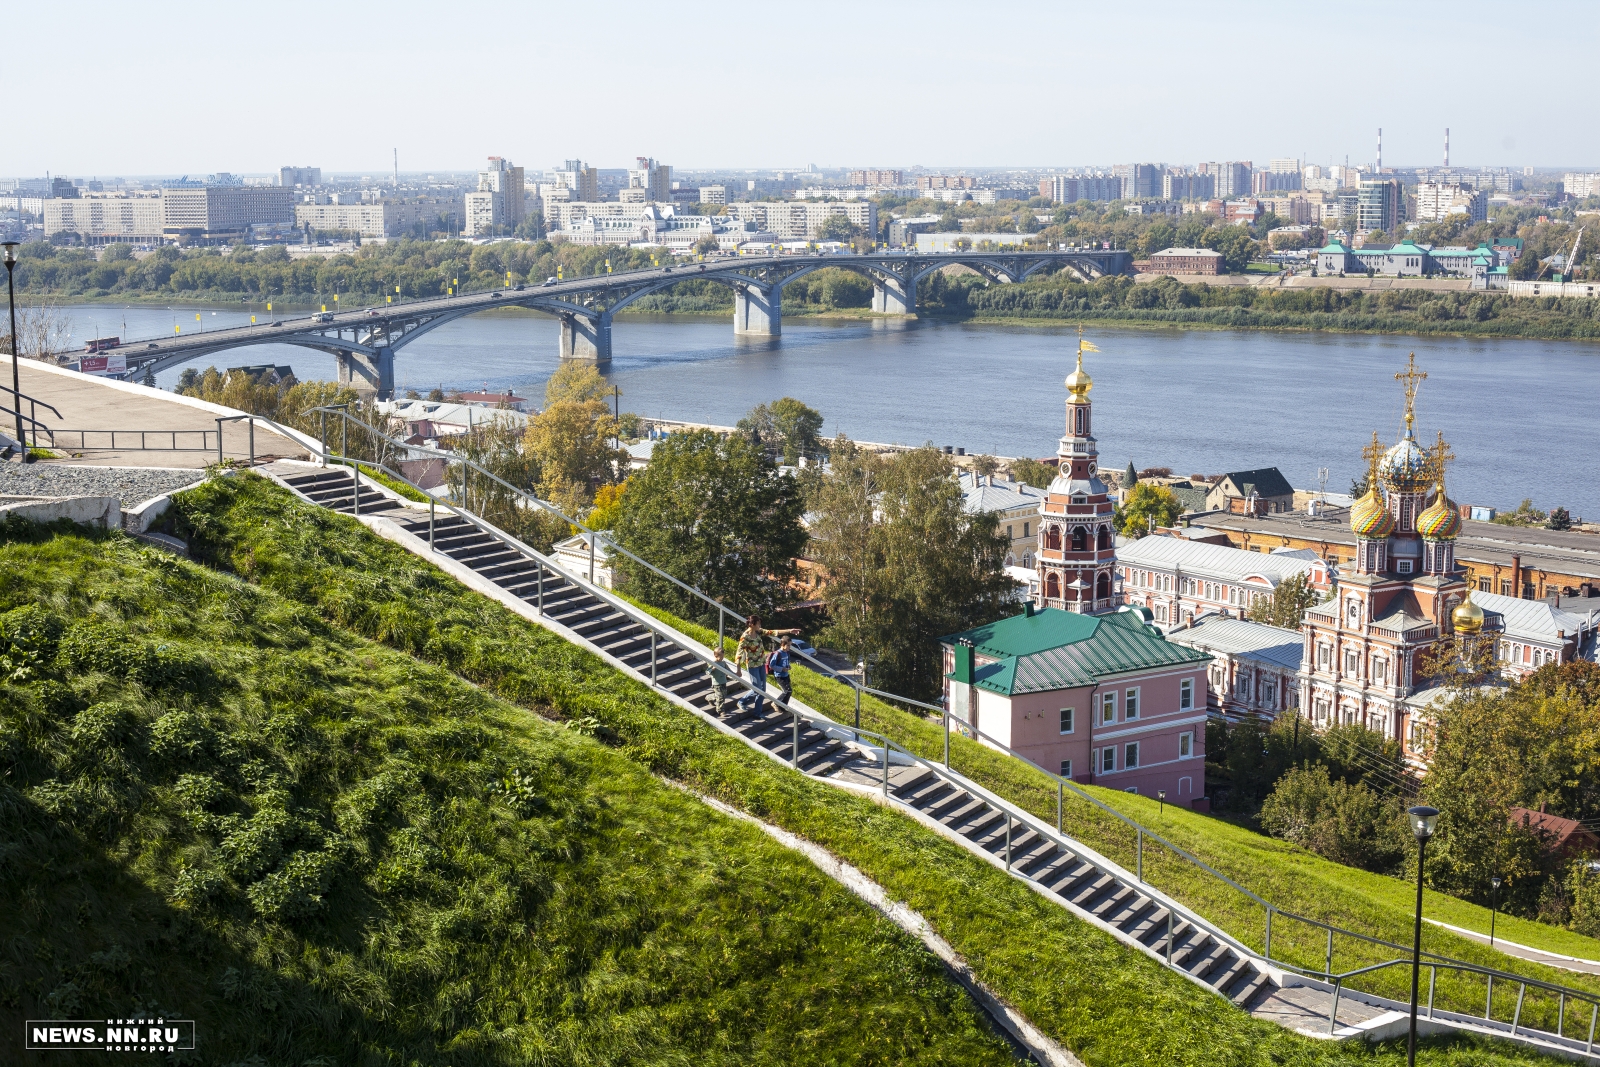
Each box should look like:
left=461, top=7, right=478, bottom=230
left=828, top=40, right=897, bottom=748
left=707, top=647, right=738, bottom=717
left=735, top=615, right=799, bottom=714
left=768, top=634, right=796, bottom=709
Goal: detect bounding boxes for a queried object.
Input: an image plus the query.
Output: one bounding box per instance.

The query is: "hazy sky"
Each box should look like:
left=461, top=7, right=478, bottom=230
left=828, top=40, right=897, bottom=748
left=9, top=0, right=1597, bottom=178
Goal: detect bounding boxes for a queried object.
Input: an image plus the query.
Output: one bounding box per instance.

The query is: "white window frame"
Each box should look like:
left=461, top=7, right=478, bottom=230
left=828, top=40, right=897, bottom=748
left=1178, top=731, right=1193, bottom=758
left=1059, top=759, right=1072, bottom=778
left=1059, top=707, right=1074, bottom=735
left=1102, top=691, right=1117, bottom=724
left=1124, top=741, right=1140, bottom=769
left=1179, top=678, right=1193, bottom=710
left=1124, top=687, right=1140, bottom=720
left=1101, top=746, right=1116, bottom=773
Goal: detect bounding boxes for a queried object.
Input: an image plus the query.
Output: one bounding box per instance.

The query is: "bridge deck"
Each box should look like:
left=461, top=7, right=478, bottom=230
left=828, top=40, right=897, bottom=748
left=4, top=355, right=307, bottom=468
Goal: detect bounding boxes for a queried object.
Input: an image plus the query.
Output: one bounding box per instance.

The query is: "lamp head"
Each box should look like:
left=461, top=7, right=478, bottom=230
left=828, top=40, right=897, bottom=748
left=2, top=241, right=17, bottom=266
left=1491, top=875, right=1503, bottom=890
left=1407, top=805, right=1440, bottom=842
left=1157, top=790, right=1167, bottom=802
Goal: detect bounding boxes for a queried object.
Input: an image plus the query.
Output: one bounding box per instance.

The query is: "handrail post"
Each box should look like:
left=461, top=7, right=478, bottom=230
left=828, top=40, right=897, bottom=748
left=1511, top=982, right=1524, bottom=1035
left=1166, top=910, right=1174, bottom=964
left=718, top=609, right=725, bottom=652
left=1057, top=778, right=1063, bottom=834
left=1587, top=1003, right=1595, bottom=1054
left=1559, top=992, right=1565, bottom=1037
left=537, top=560, right=544, bottom=614
left=1329, top=979, right=1342, bottom=1035
left=351, top=459, right=360, bottom=515
left=589, top=534, right=596, bottom=584
left=319, top=411, right=327, bottom=460
left=791, top=711, right=799, bottom=769
left=856, top=683, right=863, bottom=731
left=429, top=496, right=435, bottom=549
left=1326, top=927, right=1334, bottom=979
left=248, top=417, right=255, bottom=465
left=1004, top=811, right=1012, bottom=871
left=882, top=740, right=888, bottom=797
left=1264, top=906, right=1272, bottom=960
left=1136, top=828, right=1143, bottom=882
left=943, top=707, right=950, bottom=768
left=650, top=630, right=658, bottom=685
left=1427, top=965, right=1436, bottom=1019
left=1486, top=974, right=1494, bottom=1020
left=215, top=417, right=223, bottom=465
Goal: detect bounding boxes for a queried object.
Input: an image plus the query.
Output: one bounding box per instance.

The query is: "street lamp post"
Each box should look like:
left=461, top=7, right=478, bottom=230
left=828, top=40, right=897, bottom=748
left=1490, top=874, right=1503, bottom=947
left=1406, top=805, right=1440, bottom=1067
left=3, top=241, right=25, bottom=460
left=1157, top=789, right=1167, bottom=816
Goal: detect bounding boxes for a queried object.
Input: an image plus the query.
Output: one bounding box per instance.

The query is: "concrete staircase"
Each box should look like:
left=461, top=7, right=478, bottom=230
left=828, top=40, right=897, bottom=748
left=257, top=460, right=1600, bottom=1061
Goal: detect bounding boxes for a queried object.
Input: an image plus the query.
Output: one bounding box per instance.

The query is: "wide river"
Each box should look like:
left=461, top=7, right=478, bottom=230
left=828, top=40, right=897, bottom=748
left=53, top=303, right=1600, bottom=518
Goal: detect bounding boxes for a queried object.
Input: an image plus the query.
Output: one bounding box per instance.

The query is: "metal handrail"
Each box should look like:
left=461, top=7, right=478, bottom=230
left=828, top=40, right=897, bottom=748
left=285, top=404, right=1600, bottom=1044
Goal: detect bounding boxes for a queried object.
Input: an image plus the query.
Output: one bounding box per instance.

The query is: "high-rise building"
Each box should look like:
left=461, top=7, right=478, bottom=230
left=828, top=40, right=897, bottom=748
left=279, top=166, right=321, bottom=188
left=1162, top=172, right=1214, bottom=200
left=849, top=169, right=903, bottom=187
left=723, top=200, right=876, bottom=241
left=552, top=160, right=598, bottom=202
left=1113, top=163, right=1162, bottom=199
left=1253, top=162, right=1302, bottom=193
left=1205, top=162, right=1252, bottom=199
left=161, top=184, right=294, bottom=238
left=1357, top=179, right=1403, bottom=233
left=1415, top=182, right=1487, bottom=223
left=1563, top=173, right=1600, bottom=199
left=465, top=157, right=525, bottom=235
left=627, top=157, right=671, bottom=203
left=918, top=174, right=975, bottom=190
left=43, top=195, right=164, bottom=243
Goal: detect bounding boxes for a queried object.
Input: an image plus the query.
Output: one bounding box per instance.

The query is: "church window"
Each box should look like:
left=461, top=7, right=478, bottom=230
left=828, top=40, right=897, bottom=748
left=1373, top=658, right=1387, bottom=685
left=1344, top=650, right=1359, bottom=676
left=1317, top=644, right=1331, bottom=669
left=1347, top=599, right=1361, bottom=624
left=1097, top=572, right=1111, bottom=600
left=1045, top=572, right=1060, bottom=599
left=1044, top=526, right=1061, bottom=551
left=1397, top=559, right=1413, bottom=574
left=1071, top=527, right=1088, bottom=552
left=1097, top=526, right=1112, bottom=550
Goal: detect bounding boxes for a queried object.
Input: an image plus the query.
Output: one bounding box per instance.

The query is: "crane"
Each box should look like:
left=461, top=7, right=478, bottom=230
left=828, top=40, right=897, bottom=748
left=1537, top=226, right=1584, bottom=281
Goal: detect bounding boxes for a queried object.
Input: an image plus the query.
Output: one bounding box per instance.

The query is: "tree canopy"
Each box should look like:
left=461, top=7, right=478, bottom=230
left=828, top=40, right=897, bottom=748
left=1116, top=483, right=1181, bottom=538
left=610, top=429, right=807, bottom=625
left=737, top=397, right=826, bottom=465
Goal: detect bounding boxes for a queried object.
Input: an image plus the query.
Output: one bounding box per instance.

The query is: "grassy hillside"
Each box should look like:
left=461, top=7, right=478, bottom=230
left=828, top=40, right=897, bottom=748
left=0, top=518, right=1014, bottom=1065
left=145, top=471, right=1580, bottom=1065
left=615, top=596, right=1600, bottom=1033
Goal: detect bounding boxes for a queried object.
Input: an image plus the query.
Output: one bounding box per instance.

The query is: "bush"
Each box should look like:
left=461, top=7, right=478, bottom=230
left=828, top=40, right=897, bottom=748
left=1259, top=764, right=1408, bottom=873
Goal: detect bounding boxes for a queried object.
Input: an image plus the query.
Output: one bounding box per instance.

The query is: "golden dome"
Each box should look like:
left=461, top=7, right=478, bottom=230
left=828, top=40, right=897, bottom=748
left=1452, top=592, right=1485, bottom=634
left=1350, top=488, right=1396, bottom=539
left=1066, top=331, right=1097, bottom=398
left=1417, top=482, right=1462, bottom=541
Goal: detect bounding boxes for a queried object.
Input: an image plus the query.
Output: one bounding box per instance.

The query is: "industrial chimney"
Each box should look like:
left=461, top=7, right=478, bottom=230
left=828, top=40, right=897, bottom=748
left=1444, top=128, right=1450, bottom=168
left=1377, top=128, right=1382, bottom=172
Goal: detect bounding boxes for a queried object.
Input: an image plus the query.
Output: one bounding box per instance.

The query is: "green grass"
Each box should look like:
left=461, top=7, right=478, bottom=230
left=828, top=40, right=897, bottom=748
left=148, top=472, right=1583, bottom=1065
left=615, top=594, right=1600, bottom=1034
left=0, top=517, right=1014, bottom=1065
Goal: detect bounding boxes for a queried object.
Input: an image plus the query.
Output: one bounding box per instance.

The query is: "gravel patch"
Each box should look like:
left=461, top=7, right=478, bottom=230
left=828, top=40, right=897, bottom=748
left=0, top=465, right=209, bottom=507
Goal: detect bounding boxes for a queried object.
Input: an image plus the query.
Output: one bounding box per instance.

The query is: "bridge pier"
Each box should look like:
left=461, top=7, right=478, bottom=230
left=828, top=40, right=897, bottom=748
left=872, top=277, right=917, bottom=315
left=559, top=311, right=612, bottom=365
left=733, top=283, right=780, bottom=336
left=335, top=347, right=394, bottom=400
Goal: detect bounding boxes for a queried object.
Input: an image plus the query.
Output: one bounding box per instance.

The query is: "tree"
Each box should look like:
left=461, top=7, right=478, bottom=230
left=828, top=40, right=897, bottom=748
left=970, top=454, right=1000, bottom=479
left=693, top=234, right=720, bottom=255
left=813, top=214, right=861, bottom=242
left=1248, top=572, right=1321, bottom=629
left=611, top=429, right=807, bottom=625
left=738, top=398, right=825, bottom=465
left=811, top=442, right=1012, bottom=699
left=1117, top=483, right=1181, bottom=538
left=1009, top=458, right=1054, bottom=490
left=522, top=370, right=625, bottom=514
left=1259, top=764, right=1408, bottom=873
left=1492, top=498, right=1547, bottom=527
left=1549, top=506, right=1573, bottom=531
left=1349, top=473, right=1370, bottom=498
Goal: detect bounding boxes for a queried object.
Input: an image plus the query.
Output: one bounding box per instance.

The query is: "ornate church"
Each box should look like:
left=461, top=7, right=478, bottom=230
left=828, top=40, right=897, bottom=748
left=1296, top=355, right=1480, bottom=755
left=1033, top=334, right=1119, bottom=613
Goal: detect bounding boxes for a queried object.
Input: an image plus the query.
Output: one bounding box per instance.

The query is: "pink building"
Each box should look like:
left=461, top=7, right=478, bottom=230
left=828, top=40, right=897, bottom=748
left=942, top=604, right=1212, bottom=804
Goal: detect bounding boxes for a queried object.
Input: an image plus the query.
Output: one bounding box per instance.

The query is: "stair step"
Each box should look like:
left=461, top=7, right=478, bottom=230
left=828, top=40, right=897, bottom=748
left=1229, top=970, right=1272, bottom=1009
left=1210, top=957, right=1253, bottom=997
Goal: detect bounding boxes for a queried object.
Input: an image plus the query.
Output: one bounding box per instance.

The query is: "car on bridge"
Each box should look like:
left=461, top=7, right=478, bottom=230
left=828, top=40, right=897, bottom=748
left=311, top=313, right=333, bottom=323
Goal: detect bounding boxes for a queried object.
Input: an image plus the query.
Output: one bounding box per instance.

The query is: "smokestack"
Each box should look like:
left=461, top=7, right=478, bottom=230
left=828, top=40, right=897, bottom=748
left=1444, top=128, right=1450, bottom=168
left=1377, top=128, right=1382, bottom=172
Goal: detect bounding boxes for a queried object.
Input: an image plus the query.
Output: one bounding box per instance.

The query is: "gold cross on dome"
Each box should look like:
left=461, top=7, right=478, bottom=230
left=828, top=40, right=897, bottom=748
left=1361, top=431, right=1385, bottom=479
left=1395, top=353, right=1427, bottom=432
left=1429, top=431, right=1456, bottom=485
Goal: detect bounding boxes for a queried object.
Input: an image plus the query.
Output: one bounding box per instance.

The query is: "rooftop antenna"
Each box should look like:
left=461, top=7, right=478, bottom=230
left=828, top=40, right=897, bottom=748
left=1377, top=128, right=1382, bottom=172
left=1317, top=467, right=1329, bottom=506
left=1444, top=128, right=1450, bottom=169
left=393, top=148, right=398, bottom=188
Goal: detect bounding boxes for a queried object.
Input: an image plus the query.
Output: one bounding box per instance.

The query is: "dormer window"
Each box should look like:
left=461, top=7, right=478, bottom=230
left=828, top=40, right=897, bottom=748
left=1072, top=495, right=1087, bottom=505
left=1396, top=559, right=1413, bottom=574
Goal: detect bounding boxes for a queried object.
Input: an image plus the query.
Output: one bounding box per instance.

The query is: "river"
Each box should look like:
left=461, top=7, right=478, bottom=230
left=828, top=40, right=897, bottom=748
left=50, top=303, right=1600, bottom=519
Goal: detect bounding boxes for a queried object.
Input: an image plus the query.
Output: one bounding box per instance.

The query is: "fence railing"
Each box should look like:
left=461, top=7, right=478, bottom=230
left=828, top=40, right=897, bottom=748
left=257, top=405, right=1600, bottom=1053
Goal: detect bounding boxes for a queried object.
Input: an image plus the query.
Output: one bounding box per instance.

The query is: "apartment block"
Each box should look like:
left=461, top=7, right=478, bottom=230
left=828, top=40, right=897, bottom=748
left=1415, top=182, right=1487, bottom=223
left=43, top=196, right=164, bottom=243
left=725, top=200, right=876, bottom=240
left=849, top=169, right=904, bottom=186
left=161, top=185, right=294, bottom=238
left=279, top=166, right=321, bottom=187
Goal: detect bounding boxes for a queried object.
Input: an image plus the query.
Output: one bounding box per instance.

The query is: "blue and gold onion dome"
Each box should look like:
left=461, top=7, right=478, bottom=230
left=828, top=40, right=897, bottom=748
left=1350, top=486, right=1396, bottom=539
left=1380, top=433, right=1432, bottom=494
left=1417, top=483, right=1462, bottom=541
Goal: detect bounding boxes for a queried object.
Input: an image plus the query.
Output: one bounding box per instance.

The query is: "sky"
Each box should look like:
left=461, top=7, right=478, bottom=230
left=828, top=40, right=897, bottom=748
left=7, top=0, right=1598, bottom=178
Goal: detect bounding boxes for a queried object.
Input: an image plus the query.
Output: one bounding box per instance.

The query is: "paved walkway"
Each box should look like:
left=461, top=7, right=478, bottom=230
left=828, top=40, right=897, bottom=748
left=1426, top=918, right=1600, bottom=976
left=4, top=356, right=307, bottom=468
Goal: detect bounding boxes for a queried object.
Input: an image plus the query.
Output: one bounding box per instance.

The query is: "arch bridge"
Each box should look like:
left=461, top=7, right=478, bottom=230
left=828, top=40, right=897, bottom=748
left=121, top=249, right=1130, bottom=398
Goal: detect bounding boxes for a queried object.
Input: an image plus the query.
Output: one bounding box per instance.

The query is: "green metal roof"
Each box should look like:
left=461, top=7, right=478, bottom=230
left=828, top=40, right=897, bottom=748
left=943, top=607, right=1210, bottom=696
left=1316, top=240, right=1352, bottom=253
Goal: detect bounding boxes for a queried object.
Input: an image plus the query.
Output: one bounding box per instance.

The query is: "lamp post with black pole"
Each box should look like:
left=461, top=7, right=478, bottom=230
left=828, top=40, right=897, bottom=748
left=1407, top=805, right=1440, bottom=1067
left=1490, top=874, right=1503, bottom=947
left=2, top=241, right=29, bottom=462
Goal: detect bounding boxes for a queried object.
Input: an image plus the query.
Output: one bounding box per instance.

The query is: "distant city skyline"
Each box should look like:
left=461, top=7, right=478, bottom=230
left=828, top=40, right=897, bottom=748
left=8, top=0, right=1597, bottom=175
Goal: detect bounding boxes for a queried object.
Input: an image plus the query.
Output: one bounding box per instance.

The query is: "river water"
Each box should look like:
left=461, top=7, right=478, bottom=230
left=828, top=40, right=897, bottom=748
left=52, top=303, right=1600, bottom=518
